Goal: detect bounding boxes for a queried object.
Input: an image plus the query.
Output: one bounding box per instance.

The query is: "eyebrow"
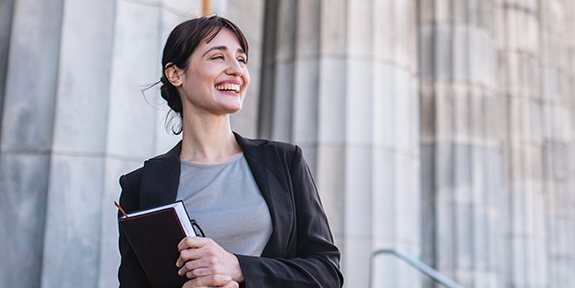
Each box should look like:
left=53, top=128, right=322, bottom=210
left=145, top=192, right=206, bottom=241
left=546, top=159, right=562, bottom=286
left=202, top=46, right=246, bottom=57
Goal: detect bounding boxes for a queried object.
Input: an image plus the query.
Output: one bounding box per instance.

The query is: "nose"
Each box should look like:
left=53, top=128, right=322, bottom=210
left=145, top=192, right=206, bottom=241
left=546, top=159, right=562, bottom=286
left=226, top=59, right=243, bottom=76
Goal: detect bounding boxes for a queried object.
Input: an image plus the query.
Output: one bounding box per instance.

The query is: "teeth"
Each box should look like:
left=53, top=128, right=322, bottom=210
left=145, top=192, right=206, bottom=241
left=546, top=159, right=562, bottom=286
left=215, top=84, right=240, bottom=92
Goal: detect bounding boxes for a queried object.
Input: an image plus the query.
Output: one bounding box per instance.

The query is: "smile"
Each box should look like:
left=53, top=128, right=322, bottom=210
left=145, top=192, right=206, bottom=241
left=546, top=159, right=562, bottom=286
left=215, top=83, right=240, bottom=93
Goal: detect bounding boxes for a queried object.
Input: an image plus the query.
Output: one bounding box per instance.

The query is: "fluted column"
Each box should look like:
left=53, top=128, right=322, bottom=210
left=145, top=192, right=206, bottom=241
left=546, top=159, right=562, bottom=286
left=257, top=1, right=421, bottom=287
left=496, top=0, right=546, bottom=287
left=420, top=0, right=503, bottom=287
left=257, top=0, right=321, bottom=167
left=540, top=0, right=575, bottom=287
left=258, top=0, right=297, bottom=142
left=366, top=1, right=420, bottom=287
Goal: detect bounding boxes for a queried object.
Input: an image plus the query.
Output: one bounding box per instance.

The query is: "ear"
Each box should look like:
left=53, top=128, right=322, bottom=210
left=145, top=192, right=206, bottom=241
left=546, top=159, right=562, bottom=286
left=164, top=63, right=183, bottom=86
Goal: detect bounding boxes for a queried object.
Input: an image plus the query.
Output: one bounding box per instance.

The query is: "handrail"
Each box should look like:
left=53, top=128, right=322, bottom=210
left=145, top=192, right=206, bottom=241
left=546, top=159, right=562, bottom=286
left=369, top=249, right=465, bottom=288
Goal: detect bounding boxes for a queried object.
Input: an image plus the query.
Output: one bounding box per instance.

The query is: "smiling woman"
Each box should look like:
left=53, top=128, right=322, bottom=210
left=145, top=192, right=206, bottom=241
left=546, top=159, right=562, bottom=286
left=164, top=27, right=249, bottom=126
left=159, top=16, right=249, bottom=135
left=117, top=15, right=343, bottom=288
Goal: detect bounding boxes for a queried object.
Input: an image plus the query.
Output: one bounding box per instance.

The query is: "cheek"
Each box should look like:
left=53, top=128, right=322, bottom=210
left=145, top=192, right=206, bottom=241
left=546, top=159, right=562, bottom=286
left=189, top=66, right=213, bottom=82
left=242, top=71, right=250, bottom=89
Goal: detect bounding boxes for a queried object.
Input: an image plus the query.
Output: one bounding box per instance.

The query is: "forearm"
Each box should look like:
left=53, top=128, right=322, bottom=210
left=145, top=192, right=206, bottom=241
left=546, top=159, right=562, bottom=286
left=236, top=252, right=342, bottom=288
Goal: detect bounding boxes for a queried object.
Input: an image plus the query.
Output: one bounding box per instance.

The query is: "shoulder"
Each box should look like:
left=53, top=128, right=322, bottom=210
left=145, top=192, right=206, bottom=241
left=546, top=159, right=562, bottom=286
left=121, top=167, right=143, bottom=186
left=119, top=141, right=181, bottom=189
left=234, top=132, right=301, bottom=161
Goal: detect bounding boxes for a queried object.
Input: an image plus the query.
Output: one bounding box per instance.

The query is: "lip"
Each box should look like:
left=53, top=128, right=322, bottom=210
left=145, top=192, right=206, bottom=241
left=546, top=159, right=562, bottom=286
left=215, top=79, right=241, bottom=86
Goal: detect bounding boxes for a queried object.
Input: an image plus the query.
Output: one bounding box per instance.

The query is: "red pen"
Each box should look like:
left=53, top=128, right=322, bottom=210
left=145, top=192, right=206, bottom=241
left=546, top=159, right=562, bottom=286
left=114, top=201, right=128, bottom=218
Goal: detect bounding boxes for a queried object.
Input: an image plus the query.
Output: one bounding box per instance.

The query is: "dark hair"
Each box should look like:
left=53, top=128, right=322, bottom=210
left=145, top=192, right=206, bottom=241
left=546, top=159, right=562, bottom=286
left=160, top=15, right=249, bottom=134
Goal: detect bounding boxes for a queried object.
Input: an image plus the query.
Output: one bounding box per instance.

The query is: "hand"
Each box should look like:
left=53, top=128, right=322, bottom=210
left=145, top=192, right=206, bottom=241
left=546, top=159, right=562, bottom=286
left=176, top=236, right=244, bottom=284
left=181, top=275, right=239, bottom=288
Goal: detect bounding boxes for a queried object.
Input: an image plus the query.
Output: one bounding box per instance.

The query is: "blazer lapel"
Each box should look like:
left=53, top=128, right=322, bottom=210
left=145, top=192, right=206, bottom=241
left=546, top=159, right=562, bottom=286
left=235, top=133, right=296, bottom=257
left=139, top=142, right=182, bottom=209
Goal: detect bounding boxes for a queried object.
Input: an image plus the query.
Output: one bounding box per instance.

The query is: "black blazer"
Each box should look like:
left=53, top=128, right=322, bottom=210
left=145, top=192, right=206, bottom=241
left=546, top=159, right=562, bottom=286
left=118, top=133, right=343, bottom=288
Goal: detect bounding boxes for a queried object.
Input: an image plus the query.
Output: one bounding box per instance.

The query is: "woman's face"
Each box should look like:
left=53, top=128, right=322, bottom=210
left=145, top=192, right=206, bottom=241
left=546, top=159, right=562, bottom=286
left=177, top=28, right=250, bottom=117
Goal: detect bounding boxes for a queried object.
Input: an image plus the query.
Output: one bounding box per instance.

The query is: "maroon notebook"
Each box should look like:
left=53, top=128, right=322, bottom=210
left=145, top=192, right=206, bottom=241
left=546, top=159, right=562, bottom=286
left=118, top=201, right=198, bottom=288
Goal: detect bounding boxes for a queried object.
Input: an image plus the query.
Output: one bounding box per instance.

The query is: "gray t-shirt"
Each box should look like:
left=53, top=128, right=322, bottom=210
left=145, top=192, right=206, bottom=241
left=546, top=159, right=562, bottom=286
left=177, top=154, right=272, bottom=256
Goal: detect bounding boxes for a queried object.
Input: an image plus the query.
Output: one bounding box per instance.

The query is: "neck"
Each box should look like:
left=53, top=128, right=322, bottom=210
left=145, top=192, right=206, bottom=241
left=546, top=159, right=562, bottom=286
left=179, top=114, right=242, bottom=164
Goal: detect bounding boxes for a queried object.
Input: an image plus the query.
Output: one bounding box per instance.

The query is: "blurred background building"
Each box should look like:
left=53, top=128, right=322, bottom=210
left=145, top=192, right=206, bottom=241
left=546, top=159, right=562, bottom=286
left=1, top=0, right=574, bottom=287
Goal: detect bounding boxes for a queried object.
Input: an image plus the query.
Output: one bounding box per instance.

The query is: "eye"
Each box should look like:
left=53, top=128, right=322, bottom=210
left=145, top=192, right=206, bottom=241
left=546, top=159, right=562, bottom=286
left=237, top=56, right=247, bottom=64
left=211, top=55, right=224, bottom=60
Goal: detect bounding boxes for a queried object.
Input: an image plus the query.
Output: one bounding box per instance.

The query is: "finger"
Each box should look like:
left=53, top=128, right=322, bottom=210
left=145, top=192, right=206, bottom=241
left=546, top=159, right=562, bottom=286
left=177, top=236, right=207, bottom=252
left=176, top=247, right=202, bottom=268
left=221, top=280, right=240, bottom=288
left=177, top=238, right=219, bottom=267
left=183, top=266, right=214, bottom=279
left=176, top=239, right=211, bottom=267
left=178, top=253, right=222, bottom=277
left=182, top=275, right=232, bottom=288
left=177, top=260, right=204, bottom=277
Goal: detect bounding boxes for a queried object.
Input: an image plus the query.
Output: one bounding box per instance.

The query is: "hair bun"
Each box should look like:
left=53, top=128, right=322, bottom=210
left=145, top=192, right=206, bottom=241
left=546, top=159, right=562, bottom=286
left=160, top=76, right=183, bottom=114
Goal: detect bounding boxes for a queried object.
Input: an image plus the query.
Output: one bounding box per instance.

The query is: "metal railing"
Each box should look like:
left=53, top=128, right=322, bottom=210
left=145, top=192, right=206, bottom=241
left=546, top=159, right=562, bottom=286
left=369, top=249, right=465, bottom=288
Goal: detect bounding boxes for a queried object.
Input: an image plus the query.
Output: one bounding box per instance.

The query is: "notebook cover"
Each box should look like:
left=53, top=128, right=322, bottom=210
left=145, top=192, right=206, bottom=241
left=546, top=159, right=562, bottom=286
left=119, top=207, right=189, bottom=287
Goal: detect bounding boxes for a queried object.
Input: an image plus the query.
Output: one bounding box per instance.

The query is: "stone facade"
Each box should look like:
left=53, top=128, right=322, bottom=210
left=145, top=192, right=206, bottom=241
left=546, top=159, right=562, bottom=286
left=0, top=0, right=573, bottom=287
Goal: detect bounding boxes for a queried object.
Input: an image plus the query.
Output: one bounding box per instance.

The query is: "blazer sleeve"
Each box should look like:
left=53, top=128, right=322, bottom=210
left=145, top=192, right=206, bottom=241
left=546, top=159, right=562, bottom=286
left=236, top=145, right=344, bottom=288
left=117, top=169, right=154, bottom=288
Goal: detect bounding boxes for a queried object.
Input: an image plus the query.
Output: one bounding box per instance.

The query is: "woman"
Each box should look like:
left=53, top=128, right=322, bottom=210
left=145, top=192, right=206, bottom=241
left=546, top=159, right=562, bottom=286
left=117, top=15, right=343, bottom=288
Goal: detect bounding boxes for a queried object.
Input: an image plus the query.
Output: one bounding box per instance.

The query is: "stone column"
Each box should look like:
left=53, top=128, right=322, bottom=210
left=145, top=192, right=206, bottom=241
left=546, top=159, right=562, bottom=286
left=38, top=1, right=115, bottom=287
left=540, top=0, right=575, bottom=287
left=420, top=0, right=503, bottom=287
left=496, top=0, right=546, bottom=286
left=257, top=0, right=321, bottom=167
left=0, top=0, right=63, bottom=287
left=256, top=1, right=421, bottom=287
left=366, top=1, right=420, bottom=287
left=258, top=0, right=298, bottom=143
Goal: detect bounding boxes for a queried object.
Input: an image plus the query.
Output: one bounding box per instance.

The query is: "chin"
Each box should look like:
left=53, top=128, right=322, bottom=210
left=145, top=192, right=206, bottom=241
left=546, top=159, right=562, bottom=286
left=225, top=103, right=242, bottom=114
